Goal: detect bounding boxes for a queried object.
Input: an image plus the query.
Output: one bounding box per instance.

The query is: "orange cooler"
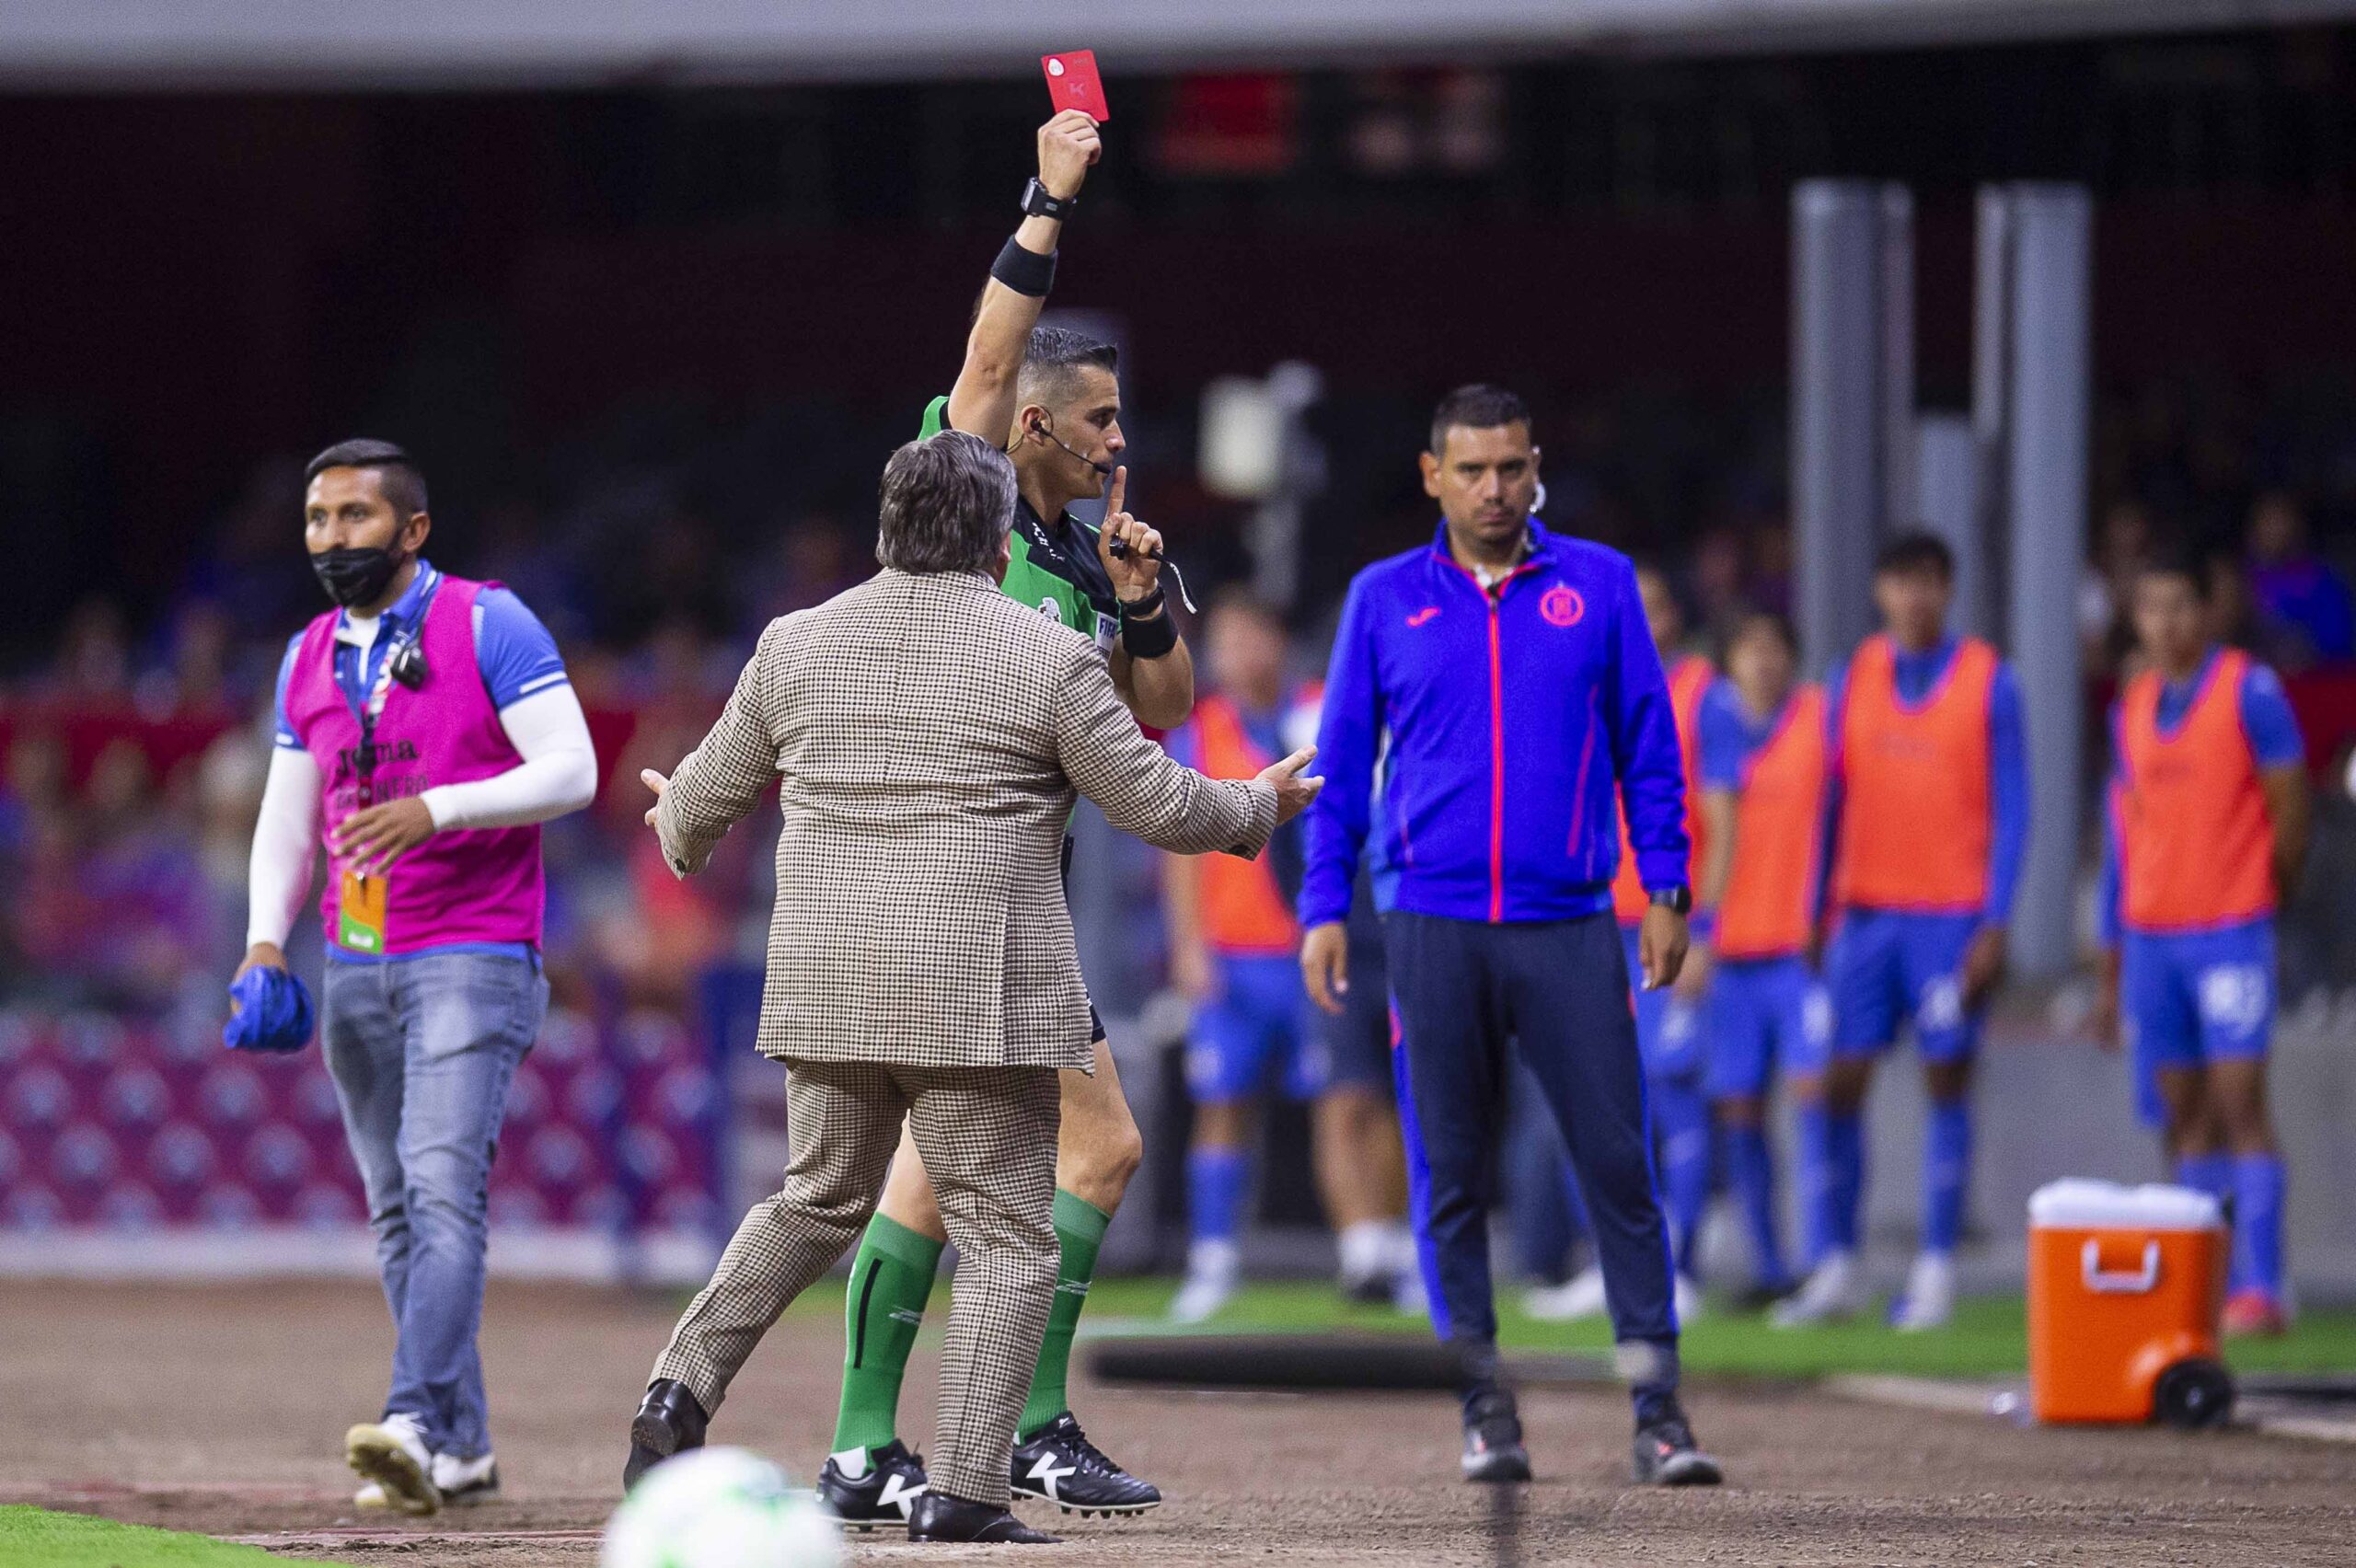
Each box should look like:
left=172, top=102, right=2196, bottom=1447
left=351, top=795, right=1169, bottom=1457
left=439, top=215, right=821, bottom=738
left=2027, top=1180, right=2233, bottom=1428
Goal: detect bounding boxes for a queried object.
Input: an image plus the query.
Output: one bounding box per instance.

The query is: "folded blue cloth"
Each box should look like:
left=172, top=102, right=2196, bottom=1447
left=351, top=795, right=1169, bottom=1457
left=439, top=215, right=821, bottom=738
left=223, top=966, right=316, bottom=1054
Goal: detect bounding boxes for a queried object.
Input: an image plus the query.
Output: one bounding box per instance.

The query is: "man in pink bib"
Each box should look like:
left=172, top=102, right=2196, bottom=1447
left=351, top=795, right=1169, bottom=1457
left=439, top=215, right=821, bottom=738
left=235, top=440, right=598, bottom=1515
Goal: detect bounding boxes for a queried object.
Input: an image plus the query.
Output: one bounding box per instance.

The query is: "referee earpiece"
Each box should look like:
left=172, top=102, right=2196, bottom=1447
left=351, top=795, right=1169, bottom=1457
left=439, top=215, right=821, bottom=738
left=1028, top=413, right=1115, bottom=478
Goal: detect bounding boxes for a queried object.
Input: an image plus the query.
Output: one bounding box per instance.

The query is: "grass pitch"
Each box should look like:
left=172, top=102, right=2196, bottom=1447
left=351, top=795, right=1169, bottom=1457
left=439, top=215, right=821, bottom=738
left=781, top=1273, right=2356, bottom=1380
left=1062, top=1278, right=2356, bottom=1380
left=0, top=1505, right=344, bottom=1568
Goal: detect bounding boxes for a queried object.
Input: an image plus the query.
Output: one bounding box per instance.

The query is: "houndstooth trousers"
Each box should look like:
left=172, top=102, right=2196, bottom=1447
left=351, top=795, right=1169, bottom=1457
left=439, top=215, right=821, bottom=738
left=652, top=1056, right=1062, bottom=1508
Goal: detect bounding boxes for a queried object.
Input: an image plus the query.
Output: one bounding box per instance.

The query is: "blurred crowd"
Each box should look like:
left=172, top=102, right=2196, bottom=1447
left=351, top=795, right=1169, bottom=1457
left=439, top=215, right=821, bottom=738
left=3, top=376, right=2353, bottom=1032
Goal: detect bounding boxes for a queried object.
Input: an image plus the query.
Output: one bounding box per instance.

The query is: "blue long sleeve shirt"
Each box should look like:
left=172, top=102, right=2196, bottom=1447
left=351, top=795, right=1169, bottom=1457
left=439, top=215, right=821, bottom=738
left=1299, top=521, right=1689, bottom=928
left=1821, top=634, right=2030, bottom=928
left=2096, top=649, right=2304, bottom=944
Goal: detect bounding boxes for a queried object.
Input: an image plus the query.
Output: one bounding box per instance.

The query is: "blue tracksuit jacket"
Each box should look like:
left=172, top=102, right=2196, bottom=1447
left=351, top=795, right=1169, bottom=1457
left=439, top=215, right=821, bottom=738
left=1299, top=520, right=1690, bottom=929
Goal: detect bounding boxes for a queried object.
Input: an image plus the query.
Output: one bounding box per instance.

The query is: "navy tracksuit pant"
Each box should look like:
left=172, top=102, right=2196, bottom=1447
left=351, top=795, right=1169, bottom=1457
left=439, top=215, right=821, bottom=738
left=1387, top=909, right=1680, bottom=1415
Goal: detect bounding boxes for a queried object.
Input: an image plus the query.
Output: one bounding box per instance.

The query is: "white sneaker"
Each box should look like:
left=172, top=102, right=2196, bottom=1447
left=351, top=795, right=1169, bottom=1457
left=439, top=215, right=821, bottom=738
left=1771, top=1251, right=1870, bottom=1329
left=1170, top=1239, right=1241, bottom=1323
left=1337, top=1221, right=1401, bottom=1305
left=432, top=1450, right=500, bottom=1504
left=1889, top=1251, right=1957, bottom=1332
left=345, top=1412, right=439, bottom=1516
left=1523, top=1264, right=1609, bottom=1322
left=1674, top=1274, right=1705, bottom=1323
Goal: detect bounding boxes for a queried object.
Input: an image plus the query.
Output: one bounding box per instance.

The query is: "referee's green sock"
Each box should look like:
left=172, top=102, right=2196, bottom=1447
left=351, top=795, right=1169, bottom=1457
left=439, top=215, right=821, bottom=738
left=1017, top=1189, right=1112, bottom=1441
left=829, top=1213, right=943, bottom=1465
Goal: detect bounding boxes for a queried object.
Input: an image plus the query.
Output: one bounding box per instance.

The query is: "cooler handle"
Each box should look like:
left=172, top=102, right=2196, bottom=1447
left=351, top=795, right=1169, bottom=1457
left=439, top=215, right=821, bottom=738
left=2080, top=1239, right=2161, bottom=1295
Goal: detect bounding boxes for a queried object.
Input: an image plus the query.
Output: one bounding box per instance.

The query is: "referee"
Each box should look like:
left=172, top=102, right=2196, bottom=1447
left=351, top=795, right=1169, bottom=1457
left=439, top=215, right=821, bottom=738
left=627, top=110, right=1185, bottom=1525
left=1299, top=386, right=1723, bottom=1487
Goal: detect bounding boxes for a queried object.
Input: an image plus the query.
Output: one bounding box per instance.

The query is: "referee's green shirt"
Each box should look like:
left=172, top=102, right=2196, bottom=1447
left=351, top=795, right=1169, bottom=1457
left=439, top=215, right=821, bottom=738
left=919, top=395, right=1121, bottom=659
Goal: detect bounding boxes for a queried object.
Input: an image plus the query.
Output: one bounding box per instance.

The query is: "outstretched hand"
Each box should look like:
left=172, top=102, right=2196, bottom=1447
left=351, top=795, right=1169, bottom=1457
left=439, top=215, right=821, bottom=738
left=1256, top=745, right=1323, bottom=826
left=641, top=768, right=668, bottom=828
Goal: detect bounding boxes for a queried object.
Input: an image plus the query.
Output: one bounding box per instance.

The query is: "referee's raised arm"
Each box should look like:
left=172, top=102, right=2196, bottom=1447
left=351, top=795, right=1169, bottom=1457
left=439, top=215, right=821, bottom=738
left=943, top=110, right=1100, bottom=441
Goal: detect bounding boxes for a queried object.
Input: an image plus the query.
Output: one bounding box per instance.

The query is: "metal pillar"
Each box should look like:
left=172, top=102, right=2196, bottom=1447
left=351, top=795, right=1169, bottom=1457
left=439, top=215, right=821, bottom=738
left=1991, top=184, right=2094, bottom=977
left=1970, top=188, right=2014, bottom=646
left=1915, top=413, right=1982, bottom=640
left=1792, top=179, right=1912, bottom=678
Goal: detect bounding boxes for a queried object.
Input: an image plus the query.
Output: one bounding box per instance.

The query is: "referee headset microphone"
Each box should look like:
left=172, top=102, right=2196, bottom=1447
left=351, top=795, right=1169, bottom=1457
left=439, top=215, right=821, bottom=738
left=1024, top=411, right=1197, bottom=613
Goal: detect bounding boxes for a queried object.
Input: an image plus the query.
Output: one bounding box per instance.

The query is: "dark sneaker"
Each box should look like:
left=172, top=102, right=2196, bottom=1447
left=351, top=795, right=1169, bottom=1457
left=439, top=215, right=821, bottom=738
left=1730, top=1278, right=1799, bottom=1315
left=816, top=1440, right=930, bottom=1531
left=1632, top=1403, right=1723, bottom=1487
left=1460, top=1387, right=1532, bottom=1483
left=432, top=1452, right=501, bottom=1505
left=1010, top=1412, right=1162, bottom=1516
left=623, top=1378, right=708, bottom=1492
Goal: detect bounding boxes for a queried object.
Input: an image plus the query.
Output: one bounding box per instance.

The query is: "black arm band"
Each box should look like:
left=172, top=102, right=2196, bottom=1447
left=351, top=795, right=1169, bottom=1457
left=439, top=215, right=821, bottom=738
left=1119, top=603, right=1179, bottom=660
left=990, top=237, right=1057, bottom=298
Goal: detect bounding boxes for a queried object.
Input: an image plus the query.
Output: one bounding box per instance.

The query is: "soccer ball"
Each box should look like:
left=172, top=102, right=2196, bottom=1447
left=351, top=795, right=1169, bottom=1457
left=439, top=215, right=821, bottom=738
left=602, top=1447, right=844, bottom=1568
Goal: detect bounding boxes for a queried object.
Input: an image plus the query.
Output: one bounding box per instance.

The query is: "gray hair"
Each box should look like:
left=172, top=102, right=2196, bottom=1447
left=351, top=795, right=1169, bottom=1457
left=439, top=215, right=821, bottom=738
left=875, top=431, right=1019, bottom=575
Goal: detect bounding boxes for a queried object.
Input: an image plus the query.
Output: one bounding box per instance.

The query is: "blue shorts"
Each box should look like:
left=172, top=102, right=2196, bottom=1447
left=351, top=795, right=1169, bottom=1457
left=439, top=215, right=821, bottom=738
left=1308, top=917, right=1394, bottom=1098
left=2121, top=920, right=2275, bottom=1128
left=1705, top=955, right=1831, bottom=1100
left=1825, top=907, right=1982, bottom=1063
left=1621, top=925, right=1705, bottom=1084
left=1187, top=951, right=1329, bottom=1104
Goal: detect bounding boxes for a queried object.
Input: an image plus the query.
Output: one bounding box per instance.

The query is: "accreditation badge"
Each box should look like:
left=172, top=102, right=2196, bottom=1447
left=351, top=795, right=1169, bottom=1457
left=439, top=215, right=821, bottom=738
left=338, top=870, right=388, bottom=954
left=1093, top=610, right=1120, bottom=654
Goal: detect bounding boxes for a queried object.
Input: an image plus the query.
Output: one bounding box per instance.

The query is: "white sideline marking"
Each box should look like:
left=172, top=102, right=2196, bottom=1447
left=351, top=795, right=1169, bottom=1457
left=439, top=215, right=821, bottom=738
left=1829, top=1373, right=2356, bottom=1444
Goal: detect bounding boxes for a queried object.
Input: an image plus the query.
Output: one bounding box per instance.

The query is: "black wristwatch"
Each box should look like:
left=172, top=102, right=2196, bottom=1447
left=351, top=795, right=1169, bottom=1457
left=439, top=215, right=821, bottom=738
left=1649, top=885, right=1693, bottom=916
left=1021, top=179, right=1077, bottom=221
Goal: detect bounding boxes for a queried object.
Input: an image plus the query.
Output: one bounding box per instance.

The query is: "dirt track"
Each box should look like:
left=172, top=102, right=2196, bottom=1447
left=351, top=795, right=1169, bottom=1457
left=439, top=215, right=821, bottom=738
left=3, top=1279, right=2352, bottom=1566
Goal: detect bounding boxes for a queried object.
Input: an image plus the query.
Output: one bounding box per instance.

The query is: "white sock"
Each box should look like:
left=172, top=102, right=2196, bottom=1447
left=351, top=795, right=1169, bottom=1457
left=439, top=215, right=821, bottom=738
left=1338, top=1221, right=1391, bottom=1278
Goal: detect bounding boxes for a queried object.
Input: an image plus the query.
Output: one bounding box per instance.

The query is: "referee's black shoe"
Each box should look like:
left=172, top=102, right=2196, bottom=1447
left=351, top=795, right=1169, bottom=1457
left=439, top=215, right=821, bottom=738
left=1632, top=1401, right=1723, bottom=1487
left=622, top=1378, right=707, bottom=1492
left=1460, top=1387, right=1532, bottom=1483
left=816, top=1441, right=930, bottom=1531
left=1011, top=1412, right=1162, bottom=1516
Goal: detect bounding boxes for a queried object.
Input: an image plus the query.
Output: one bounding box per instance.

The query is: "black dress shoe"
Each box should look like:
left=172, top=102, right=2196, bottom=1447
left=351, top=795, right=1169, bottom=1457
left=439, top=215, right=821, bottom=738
left=623, top=1378, right=709, bottom=1491
left=907, top=1490, right=1062, bottom=1544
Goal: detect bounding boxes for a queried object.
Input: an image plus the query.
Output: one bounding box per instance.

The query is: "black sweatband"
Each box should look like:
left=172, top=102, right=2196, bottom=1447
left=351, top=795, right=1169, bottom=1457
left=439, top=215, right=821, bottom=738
left=990, top=237, right=1057, bottom=298
left=1120, top=603, right=1179, bottom=660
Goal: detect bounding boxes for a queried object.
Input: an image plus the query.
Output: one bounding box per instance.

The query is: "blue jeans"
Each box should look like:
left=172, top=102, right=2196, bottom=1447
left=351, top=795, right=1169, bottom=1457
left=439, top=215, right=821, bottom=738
left=323, top=950, right=545, bottom=1459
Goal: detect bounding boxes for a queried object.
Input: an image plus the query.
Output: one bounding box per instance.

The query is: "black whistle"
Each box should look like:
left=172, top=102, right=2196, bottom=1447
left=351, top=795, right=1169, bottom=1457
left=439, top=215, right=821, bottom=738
left=1106, top=538, right=1165, bottom=563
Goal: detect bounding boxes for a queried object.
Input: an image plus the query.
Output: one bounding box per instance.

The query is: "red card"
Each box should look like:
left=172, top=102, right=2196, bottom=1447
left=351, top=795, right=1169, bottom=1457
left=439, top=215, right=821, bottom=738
left=1042, top=50, right=1110, bottom=122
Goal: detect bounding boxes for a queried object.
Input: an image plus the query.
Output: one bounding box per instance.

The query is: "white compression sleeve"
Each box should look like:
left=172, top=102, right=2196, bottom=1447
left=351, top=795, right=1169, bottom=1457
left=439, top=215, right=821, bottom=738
left=421, top=684, right=599, bottom=831
left=247, top=746, right=323, bottom=950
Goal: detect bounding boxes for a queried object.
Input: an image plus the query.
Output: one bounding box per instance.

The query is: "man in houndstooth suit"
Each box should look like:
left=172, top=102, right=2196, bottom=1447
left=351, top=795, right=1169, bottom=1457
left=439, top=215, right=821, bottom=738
left=624, top=431, right=1322, bottom=1545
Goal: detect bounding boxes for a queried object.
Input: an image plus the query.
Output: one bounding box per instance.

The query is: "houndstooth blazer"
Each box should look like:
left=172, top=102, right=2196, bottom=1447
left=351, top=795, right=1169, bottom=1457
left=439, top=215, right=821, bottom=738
left=657, top=568, right=1277, bottom=1071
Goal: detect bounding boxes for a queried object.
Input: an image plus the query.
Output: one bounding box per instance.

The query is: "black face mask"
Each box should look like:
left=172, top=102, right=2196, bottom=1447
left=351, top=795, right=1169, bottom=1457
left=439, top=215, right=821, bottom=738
left=311, top=546, right=402, bottom=609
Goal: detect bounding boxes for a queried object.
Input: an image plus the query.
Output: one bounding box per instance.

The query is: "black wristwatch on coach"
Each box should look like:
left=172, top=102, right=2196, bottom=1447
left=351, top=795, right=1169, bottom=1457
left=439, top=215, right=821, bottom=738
left=1021, top=179, right=1077, bottom=221
left=1650, top=885, right=1693, bottom=916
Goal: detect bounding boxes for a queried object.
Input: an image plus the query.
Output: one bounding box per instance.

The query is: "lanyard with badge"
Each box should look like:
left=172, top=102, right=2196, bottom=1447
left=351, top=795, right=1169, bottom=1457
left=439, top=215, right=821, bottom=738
left=337, top=572, right=440, bottom=954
